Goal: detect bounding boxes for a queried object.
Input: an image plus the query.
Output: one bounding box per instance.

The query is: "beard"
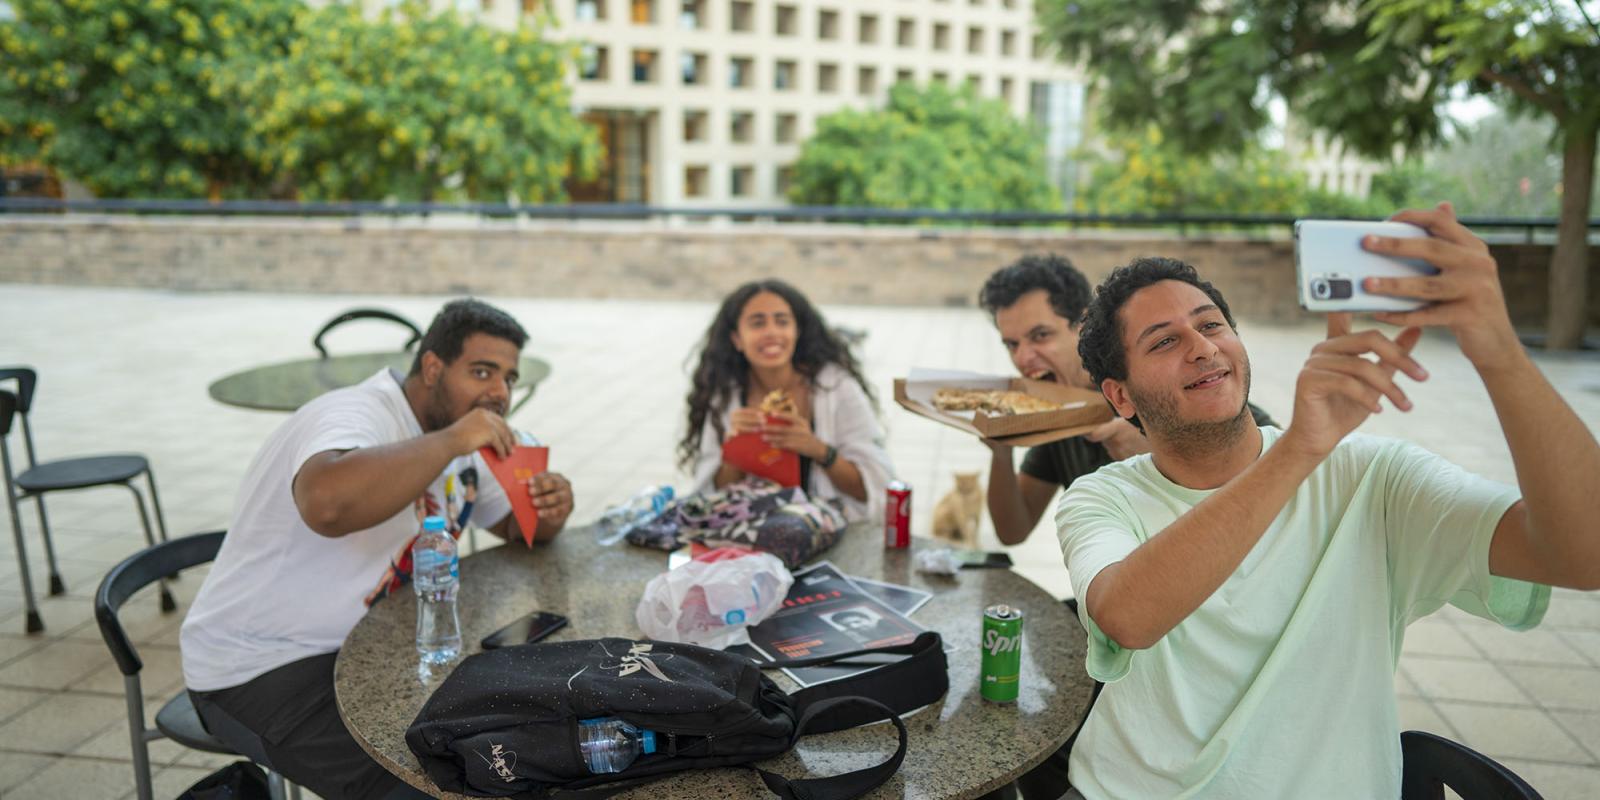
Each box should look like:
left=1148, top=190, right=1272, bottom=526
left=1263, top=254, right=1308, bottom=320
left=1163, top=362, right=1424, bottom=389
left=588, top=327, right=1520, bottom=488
left=1127, top=353, right=1254, bottom=457
left=421, top=378, right=458, bottom=433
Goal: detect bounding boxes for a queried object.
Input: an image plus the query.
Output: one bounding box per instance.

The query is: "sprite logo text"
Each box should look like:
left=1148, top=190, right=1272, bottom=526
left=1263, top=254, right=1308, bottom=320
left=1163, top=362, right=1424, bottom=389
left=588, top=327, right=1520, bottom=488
left=983, top=628, right=1020, bottom=657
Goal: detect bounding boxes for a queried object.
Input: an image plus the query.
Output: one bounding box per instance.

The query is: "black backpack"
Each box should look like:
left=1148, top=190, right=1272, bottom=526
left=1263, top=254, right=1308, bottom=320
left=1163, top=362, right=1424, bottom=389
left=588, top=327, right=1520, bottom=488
left=406, top=631, right=947, bottom=799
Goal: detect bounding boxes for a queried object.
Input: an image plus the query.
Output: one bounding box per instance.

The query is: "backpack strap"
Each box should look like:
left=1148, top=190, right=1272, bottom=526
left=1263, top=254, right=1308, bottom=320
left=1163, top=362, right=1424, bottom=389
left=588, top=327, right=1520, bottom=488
left=752, top=695, right=908, bottom=800
left=763, top=631, right=947, bottom=734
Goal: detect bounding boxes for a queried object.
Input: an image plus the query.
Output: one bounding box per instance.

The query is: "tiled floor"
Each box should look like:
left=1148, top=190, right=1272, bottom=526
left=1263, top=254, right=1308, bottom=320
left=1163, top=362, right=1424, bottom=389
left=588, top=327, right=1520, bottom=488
left=1, top=284, right=1597, bottom=798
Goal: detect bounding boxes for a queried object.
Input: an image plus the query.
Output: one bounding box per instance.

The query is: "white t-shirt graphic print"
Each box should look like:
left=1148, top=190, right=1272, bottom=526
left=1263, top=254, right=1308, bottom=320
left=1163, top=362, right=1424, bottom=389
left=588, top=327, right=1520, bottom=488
left=181, top=370, right=510, bottom=692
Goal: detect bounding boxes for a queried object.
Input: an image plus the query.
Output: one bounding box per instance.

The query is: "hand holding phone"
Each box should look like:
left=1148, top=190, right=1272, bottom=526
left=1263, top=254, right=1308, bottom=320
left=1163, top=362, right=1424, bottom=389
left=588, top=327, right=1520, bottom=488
left=480, top=611, right=568, bottom=650
left=1295, top=220, right=1437, bottom=312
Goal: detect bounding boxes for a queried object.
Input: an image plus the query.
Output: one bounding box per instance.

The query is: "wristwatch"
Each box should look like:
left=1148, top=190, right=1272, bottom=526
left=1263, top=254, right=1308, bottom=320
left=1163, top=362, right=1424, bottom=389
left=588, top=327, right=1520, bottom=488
left=819, top=444, right=839, bottom=469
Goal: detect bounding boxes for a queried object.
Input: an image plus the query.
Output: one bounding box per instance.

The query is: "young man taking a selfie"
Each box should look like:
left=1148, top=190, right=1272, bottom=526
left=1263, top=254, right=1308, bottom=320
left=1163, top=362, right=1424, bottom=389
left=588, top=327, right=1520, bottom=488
left=1054, top=203, right=1600, bottom=798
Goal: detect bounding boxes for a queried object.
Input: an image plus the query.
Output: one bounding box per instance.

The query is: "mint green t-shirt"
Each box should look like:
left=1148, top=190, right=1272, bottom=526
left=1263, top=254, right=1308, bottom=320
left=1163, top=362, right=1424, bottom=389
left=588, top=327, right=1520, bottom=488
left=1057, top=427, right=1549, bottom=799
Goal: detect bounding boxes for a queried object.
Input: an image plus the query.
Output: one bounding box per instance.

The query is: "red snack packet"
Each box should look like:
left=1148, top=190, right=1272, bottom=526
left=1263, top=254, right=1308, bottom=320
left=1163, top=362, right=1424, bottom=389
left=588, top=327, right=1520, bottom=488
left=478, top=445, right=549, bottom=547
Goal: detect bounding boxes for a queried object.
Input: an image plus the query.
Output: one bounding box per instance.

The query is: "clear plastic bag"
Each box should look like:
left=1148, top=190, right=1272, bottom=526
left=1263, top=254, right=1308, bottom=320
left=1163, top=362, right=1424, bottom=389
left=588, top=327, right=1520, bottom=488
left=635, top=548, right=793, bottom=649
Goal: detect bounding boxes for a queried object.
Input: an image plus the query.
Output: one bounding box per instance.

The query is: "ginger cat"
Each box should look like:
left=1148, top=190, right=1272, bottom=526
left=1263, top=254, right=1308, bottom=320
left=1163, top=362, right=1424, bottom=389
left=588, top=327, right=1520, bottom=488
left=931, top=471, right=983, bottom=548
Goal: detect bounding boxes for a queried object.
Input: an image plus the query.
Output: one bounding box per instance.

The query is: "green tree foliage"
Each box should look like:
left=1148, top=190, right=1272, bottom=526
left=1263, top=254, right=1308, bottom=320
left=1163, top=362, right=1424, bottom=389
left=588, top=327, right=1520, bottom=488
left=1038, top=0, right=1600, bottom=347
left=1081, top=125, right=1326, bottom=216
left=0, top=0, right=298, bottom=198
left=221, top=2, right=598, bottom=202
left=788, top=83, right=1062, bottom=213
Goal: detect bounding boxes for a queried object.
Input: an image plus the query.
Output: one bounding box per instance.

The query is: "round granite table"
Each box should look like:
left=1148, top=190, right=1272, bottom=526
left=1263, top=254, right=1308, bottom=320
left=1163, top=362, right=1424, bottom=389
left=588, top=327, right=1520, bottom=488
left=208, top=353, right=551, bottom=413
left=335, top=524, right=1091, bottom=799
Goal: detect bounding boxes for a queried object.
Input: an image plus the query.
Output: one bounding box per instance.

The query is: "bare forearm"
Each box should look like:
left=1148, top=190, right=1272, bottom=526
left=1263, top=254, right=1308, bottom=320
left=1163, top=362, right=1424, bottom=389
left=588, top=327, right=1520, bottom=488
left=822, top=458, right=867, bottom=501
left=987, top=447, right=1038, bottom=545
left=295, top=431, right=464, bottom=537
left=1087, top=441, right=1322, bottom=649
left=1479, top=353, right=1600, bottom=585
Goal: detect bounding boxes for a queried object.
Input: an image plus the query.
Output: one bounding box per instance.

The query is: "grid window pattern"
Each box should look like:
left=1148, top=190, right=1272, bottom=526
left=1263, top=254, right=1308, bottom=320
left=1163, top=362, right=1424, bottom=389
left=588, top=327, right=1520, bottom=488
left=818, top=9, right=838, bottom=39
left=730, top=0, right=752, bottom=31
left=731, top=165, right=754, bottom=196
left=859, top=14, right=878, bottom=44
left=731, top=111, right=754, bottom=143
left=817, top=62, right=838, bottom=93
left=631, top=49, right=657, bottom=83
left=775, top=113, right=798, bottom=143
left=684, top=165, right=709, bottom=197
left=729, top=56, right=753, bottom=88
left=683, top=110, right=708, bottom=142
left=857, top=66, right=877, bottom=96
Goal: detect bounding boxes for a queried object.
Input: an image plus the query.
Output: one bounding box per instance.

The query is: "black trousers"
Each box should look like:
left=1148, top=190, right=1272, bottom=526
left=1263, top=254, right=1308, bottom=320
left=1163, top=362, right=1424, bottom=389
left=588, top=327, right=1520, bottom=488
left=189, top=653, right=432, bottom=800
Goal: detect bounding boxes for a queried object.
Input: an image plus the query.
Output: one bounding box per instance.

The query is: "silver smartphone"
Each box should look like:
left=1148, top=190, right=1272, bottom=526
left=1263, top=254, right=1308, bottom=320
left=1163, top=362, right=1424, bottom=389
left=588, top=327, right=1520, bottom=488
left=1293, top=220, right=1437, bottom=312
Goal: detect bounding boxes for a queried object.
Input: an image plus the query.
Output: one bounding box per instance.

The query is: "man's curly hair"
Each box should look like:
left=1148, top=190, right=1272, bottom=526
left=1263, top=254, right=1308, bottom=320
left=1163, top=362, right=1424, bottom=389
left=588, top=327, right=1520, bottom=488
left=1078, top=257, right=1237, bottom=390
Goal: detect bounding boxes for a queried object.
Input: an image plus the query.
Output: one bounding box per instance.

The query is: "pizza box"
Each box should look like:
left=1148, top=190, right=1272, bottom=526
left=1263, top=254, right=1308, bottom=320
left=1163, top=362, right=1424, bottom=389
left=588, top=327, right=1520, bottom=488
left=893, top=368, right=1113, bottom=446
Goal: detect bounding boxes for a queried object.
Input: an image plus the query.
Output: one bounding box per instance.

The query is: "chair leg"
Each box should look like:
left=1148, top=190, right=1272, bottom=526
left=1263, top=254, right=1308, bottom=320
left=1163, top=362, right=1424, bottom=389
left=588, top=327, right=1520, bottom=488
left=267, top=769, right=288, bottom=800
left=27, top=494, right=65, bottom=596
left=145, top=468, right=172, bottom=544
left=125, top=674, right=155, bottom=800
left=4, top=488, right=43, bottom=633
left=125, top=484, right=176, bottom=613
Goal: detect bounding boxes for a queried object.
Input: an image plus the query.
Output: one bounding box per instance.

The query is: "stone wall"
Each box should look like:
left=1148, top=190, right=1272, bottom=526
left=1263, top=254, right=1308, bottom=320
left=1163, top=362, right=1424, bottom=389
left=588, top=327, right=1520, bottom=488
left=1, top=215, right=1595, bottom=327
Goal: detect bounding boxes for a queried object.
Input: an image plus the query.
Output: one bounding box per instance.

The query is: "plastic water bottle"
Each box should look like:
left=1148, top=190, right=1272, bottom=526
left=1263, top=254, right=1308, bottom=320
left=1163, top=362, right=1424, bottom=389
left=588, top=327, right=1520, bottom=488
left=413, top=515, right=461, bottom=664
left=577, top=718, right=658, bottom=774
left=594, top=485, right=675, bottom=546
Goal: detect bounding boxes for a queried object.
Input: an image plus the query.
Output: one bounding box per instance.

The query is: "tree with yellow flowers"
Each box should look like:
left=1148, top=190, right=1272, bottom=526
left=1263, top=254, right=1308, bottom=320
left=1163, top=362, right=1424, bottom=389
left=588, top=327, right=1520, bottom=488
left=220, top=1, right=599, bottom=202
left=0, top=0, right=298, bottom=199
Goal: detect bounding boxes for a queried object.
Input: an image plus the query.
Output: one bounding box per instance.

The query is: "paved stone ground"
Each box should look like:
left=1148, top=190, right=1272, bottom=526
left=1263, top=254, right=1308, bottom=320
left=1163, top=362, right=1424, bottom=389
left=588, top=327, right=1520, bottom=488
left=1, top=284, right=1597, bottom=798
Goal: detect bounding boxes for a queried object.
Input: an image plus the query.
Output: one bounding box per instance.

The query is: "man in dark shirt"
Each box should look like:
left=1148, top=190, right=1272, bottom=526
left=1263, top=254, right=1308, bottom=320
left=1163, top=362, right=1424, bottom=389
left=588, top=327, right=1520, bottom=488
left=978, top=256, right=1275, bottom=546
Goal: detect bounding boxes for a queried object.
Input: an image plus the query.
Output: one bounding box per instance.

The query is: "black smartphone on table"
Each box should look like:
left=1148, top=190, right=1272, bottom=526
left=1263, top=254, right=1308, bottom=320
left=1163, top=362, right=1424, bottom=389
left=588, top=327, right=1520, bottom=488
left=480, top=611, right=569, bottom=650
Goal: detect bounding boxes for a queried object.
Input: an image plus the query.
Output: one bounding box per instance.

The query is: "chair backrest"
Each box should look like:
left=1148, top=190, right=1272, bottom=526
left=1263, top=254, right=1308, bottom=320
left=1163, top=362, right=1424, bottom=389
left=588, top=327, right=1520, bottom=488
left=0, top=390, right=15, bottom=438
left=96, top=531, right=225, bottom=677
left=0, top=367, right=37, bottom=415
left=1401, top=730, right=1543, bottom=800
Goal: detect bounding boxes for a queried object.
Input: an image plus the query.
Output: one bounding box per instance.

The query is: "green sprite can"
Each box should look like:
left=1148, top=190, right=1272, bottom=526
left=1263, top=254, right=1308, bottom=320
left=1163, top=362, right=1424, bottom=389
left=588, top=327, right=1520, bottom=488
left=980, top=603, right=1023, bottom=703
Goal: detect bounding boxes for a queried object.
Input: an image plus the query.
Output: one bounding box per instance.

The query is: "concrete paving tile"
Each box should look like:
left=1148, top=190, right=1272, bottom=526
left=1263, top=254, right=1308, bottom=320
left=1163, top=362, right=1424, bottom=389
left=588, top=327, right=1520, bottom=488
left=1403, top=619, right=1480, bottom=659
left=147, top=764, right=221, bottom=799
left=1397, top=697, right=1457, bottom=739
left=1509, top=665, right=1600, bottom=713
left=0, top=685, right=52, bottom=726
left=1432, top=702, right=1590, bottom=763
left=0, top=633, right=51, bottom=669
left=0, top=638, right=117, bottom=692
left=71, top=645, right=183, bottom=698
left=74, top=718, right=187, bottom=768
left=1459, top=625, right=1592, bottom=668
left=0, top=751, right=60, bottom=794
left=1557, top=630, right=1600, bottom=667
left=1496, top=760, right=1600, bottom=800
left=1549, top=710, right=1600, bottom=762
left=1538, top=597, right=1600, bottom=631
left=0, top=690, right=124, bottom=753
left=8, top=752, right=138, bottom=799
left=1402, top=655, right=1533, bottom=705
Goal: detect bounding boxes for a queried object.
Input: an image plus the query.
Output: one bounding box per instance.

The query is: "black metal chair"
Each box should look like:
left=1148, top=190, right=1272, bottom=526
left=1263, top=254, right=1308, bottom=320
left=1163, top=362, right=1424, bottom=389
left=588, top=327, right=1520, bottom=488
left=96, top=531, right=297, bottom=800
left=1401, top=730, right=1543, bottom=799
left=1, top=366, right=174, bottom=633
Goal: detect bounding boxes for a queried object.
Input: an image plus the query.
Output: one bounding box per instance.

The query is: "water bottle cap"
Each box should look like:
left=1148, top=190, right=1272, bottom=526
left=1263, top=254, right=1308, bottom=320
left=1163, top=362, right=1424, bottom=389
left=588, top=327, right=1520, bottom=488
left=640, top=729, right=657, bottom=755
left=660, top=486, right=675, bottom=500
left=422, top=516, right=446, bottom=531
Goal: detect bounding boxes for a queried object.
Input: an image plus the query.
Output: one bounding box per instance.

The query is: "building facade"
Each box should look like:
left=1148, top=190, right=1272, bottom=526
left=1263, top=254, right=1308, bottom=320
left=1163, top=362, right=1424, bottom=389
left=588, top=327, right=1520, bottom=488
left=425, top=0, right=1087, bottom=207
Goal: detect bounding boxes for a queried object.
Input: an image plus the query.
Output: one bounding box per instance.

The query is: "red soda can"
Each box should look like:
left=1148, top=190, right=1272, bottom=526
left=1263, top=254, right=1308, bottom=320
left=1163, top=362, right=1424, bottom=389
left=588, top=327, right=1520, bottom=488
left=884, top=481, right=911, bottom=548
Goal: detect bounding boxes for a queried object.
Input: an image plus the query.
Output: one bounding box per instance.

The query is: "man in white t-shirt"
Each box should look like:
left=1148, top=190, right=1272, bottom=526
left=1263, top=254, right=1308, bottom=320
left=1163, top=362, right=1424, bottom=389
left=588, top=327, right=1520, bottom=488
left=181, top=299, right=574, bottom=800
left=1052, top=204, right=1600, bottom=798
